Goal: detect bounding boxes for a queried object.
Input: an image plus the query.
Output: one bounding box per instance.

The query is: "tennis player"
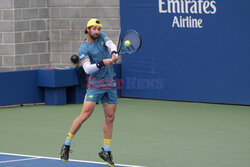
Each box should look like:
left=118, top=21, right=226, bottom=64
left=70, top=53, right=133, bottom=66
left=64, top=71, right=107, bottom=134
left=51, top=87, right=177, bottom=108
left=60, top=18, right=119, bottom=167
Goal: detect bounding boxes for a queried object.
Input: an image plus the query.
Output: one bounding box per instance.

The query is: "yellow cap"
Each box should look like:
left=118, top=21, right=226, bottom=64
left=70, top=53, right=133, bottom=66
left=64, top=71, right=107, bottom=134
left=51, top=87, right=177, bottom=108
left=87, top=18, right=102, bottom=28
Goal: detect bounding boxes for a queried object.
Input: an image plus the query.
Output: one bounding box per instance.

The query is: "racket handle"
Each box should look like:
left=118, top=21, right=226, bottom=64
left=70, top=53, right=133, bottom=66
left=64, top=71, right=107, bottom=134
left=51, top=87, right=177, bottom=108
left=111, top=50, right=119, bottom=58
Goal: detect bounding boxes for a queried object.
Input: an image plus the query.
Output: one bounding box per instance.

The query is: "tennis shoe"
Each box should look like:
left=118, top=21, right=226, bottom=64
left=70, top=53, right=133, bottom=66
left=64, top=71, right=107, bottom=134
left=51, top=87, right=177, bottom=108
left=98, top=147, right=115, bottom=167
left=60, top=145, right=71, bottom=162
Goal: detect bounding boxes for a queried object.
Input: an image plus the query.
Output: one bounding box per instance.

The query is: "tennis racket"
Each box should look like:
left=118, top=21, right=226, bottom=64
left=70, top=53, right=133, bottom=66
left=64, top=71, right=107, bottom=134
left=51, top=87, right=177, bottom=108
left=117, top=30, right=142, bottom=55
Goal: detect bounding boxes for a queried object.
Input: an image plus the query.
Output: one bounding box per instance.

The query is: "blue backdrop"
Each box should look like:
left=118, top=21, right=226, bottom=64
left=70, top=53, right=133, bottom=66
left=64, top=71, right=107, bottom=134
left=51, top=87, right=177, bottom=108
left=120, top=0, right=250, bottom=105
left=0, top=70, right=44, bottom=106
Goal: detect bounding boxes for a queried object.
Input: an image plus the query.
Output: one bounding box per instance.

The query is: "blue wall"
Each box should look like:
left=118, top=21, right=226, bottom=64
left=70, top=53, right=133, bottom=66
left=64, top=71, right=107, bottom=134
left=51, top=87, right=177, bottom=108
left=120, top=0, right=250, bottom=105
left=0, top=64, right=121, bottom=106
left=0, top=70, right=44, bottom=106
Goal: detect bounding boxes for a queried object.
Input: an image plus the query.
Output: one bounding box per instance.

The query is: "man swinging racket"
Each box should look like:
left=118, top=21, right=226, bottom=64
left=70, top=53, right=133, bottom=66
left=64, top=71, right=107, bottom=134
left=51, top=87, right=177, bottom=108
left=60, top=18, right=119, bottom=167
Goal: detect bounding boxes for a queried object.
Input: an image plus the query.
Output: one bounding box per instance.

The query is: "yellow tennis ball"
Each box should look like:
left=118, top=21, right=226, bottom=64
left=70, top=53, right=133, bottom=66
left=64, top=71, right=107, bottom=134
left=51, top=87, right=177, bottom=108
left=124, top=40, right=131, bottom=47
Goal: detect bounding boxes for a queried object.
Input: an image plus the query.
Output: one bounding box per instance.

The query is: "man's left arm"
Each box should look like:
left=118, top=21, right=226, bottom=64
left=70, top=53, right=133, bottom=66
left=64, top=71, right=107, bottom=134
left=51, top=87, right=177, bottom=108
left=100, top=32, right=119, bottom=62
left=105, top=40, right=119, bottom=62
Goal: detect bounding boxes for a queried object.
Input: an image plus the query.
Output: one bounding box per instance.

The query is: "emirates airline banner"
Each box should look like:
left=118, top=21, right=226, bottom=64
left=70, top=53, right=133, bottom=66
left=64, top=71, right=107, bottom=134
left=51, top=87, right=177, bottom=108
left=159, top=0, right=216, bottom=28
left=120, top=0, right=250, bottom=105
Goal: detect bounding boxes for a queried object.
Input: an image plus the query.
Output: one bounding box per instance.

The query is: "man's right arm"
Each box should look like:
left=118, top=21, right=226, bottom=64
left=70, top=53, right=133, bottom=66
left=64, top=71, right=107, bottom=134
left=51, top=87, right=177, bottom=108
left=79, top=47, right=114, bottom=75
left=82, top=58, right=115, bottom=75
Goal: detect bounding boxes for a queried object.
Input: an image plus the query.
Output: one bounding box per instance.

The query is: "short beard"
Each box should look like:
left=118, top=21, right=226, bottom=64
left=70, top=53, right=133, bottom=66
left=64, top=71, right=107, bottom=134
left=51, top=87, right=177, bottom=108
left=89, top=33, right=99, bottom=40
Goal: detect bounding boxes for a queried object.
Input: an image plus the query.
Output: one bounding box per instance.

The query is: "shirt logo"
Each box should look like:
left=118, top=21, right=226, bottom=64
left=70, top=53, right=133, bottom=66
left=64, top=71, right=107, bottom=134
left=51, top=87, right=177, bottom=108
left=80, top=54, right=85, bottom=59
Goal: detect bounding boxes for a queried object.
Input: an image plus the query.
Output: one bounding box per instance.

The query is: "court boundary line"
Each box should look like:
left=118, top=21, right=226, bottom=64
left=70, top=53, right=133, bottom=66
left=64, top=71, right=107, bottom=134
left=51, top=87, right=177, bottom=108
left=0, top=152, right=146, bottom=167
left=0, top=157, right=40, bottom=164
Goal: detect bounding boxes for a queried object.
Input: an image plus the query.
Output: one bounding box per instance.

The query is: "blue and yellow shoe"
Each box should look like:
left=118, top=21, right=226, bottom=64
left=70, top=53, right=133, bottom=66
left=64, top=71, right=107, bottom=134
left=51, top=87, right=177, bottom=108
left=98, top=147, right=115, bottom=167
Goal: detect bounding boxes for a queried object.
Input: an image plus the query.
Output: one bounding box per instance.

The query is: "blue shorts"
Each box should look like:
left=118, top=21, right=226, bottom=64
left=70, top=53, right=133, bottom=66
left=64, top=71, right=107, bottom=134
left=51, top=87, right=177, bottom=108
left=85, top=88, right=118, bottom=104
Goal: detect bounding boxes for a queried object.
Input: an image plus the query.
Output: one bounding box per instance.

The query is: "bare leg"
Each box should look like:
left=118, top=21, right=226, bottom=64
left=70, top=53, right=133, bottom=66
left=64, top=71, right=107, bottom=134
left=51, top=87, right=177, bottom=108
left=69, top=100, right=96, bottom=135
left=60, top=100, right=96, bottom=161
left=102, top=103, right=116, bottom=139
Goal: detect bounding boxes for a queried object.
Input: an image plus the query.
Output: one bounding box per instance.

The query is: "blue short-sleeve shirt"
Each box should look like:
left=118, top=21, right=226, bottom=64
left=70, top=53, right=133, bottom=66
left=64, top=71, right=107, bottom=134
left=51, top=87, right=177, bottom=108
left=78, top=32, right=116, bottom=88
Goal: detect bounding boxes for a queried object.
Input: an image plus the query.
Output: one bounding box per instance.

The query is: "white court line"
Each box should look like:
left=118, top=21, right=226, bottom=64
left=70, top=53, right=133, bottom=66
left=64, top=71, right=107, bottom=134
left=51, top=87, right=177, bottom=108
left=0, top=152, right=146, bottom=167
left=0, top=157, right=40, bottom=164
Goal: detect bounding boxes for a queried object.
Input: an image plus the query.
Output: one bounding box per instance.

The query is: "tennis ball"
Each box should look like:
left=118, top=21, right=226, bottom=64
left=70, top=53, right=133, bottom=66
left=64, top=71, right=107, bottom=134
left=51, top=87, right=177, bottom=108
left=124, top=40, right=131, bottom=47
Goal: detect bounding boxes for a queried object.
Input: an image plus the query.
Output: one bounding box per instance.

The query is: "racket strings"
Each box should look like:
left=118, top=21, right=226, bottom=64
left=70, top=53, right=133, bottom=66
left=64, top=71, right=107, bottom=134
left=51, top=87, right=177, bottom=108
left=120, top=31, right=141, bottom=54
left=122, top=32, right=141, bottom=52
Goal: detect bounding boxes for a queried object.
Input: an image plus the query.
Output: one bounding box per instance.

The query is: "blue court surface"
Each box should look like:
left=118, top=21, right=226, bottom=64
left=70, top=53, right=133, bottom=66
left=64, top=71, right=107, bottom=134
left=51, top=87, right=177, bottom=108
left=0, top=152, right=145, bottom=167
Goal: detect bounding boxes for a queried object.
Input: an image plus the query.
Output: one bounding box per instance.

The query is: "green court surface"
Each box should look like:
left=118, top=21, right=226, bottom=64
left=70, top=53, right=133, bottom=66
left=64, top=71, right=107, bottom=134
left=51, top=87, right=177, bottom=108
left=0, top=98, right=250, bottom=167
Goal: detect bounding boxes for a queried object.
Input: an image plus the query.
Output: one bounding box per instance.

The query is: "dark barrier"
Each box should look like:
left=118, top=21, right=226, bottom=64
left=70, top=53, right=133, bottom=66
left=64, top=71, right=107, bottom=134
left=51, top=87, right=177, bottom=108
left=0, top=64, right=121, bottom=106
left=37, top=67, right=82, bottom=105
left=0, top=70, right=44, bottom=106
left=120, top=0, right=250, bottom=105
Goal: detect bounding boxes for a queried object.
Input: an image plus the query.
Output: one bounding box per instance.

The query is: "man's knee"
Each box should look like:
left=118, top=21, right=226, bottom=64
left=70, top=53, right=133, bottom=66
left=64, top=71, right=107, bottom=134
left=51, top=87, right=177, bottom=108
left=105, top=113, right=115, bottom=124
left=79, top=109, right=93, bottom=121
